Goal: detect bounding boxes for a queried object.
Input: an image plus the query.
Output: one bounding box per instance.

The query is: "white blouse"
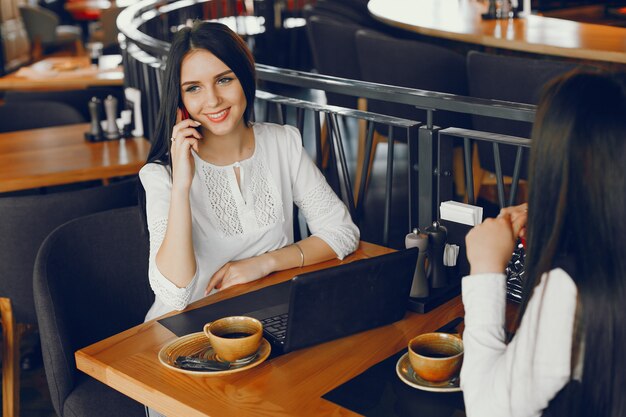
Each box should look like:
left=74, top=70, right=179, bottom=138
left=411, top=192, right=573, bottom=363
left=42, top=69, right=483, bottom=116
left=140, top=123, right=360, bottom=321
left=460, top=269, right=579, bottom=417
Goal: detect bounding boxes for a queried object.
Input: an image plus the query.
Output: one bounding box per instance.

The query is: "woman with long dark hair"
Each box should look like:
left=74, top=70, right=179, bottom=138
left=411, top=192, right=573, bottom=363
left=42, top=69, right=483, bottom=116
left=139, top=21, right=359, bottom=322
left=461, top=70, right=626, bottom=417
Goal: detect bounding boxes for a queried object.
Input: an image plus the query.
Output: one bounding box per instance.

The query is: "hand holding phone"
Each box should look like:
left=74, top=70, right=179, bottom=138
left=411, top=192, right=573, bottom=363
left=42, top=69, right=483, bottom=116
left=170, top=105, right=202, bottom=190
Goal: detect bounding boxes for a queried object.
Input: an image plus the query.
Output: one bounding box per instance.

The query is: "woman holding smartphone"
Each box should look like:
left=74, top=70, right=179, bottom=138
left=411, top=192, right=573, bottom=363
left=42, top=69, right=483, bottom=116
left=461, top=70, right=626, bottom=417
left=139, top=21, right=359, bottom=322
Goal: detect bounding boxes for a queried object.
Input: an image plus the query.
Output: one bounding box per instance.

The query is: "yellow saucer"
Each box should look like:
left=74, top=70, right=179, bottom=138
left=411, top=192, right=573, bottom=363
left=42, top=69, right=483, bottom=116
left=396, top=352, right=461, bottom=393
left=158, top=332, right=271, bottom=376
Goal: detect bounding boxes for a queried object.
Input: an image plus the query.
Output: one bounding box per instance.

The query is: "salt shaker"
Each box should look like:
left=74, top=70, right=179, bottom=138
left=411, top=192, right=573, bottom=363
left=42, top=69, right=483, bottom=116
left=425, top=221, right=448, bottom=289
left=405, top=228, right=429, bottom=298
left=104, top=95, right=120, bottom=140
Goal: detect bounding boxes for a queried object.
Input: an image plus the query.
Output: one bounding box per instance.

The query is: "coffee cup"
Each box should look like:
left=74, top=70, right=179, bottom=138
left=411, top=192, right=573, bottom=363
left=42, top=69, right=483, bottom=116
left=408, top=332, right=463, bottom=382
left=203, top=316, right=263, bottom=362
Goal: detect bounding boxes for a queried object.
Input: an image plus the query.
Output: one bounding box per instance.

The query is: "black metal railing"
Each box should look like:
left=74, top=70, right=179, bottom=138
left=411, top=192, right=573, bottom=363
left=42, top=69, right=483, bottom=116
left=117, top=0, right=535, bottom=237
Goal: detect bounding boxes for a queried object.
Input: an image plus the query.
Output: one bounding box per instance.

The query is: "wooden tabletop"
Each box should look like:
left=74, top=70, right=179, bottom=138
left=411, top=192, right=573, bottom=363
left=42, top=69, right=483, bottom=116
left=0, top=124, right=150, bottom=193
left=75, top=242, right=467, bottom=417
left=368, top=0, right=626, bottom=64
left=0, top=56, right=124, bottom=91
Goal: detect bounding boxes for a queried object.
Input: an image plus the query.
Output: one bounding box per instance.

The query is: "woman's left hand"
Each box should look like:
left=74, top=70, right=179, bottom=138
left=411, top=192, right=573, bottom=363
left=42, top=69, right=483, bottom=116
left=205, top=255, right=273, bottom=295
left=465, top=213, right=516, bottom=275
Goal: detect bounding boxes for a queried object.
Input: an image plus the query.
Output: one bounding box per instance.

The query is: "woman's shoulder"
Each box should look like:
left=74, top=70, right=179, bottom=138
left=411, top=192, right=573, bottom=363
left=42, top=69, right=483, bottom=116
left=254, top=122, right=300, bottom=145
left=537, top=267, right=578, bottom=299
left=139, top=162, right=171, bottom=184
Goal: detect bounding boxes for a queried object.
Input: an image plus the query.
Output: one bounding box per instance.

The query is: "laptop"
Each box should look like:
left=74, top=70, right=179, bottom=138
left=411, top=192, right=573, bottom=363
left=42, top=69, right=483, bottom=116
left=245, top=248, right=418, bottom=353
left=158, top=248, right=418, bottom=354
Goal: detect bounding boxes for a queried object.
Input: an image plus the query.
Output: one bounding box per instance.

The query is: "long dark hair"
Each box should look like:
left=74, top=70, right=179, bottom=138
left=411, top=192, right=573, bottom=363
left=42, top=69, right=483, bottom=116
left=521, top=70, right=626, bottom=416
left=138, top=21, right=256, bottom=227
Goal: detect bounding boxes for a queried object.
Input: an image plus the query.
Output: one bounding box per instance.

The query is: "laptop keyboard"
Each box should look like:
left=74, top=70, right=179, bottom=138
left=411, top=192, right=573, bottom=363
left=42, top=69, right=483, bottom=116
left=261, top=313, right=289, bottom=341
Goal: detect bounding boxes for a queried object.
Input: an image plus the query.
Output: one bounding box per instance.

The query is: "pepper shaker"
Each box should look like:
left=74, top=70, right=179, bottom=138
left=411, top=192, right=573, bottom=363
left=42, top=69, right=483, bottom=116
left=425, top=221, right=448, bottom=289
left=85, top=97, right=103, bottom=142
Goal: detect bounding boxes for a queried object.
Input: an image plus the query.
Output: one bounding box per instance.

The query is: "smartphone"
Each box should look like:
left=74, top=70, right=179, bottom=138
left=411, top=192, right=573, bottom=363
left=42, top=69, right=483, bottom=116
left=179, top=105, right=201, bottom=135
left=179, top=104, right=190, bottom=120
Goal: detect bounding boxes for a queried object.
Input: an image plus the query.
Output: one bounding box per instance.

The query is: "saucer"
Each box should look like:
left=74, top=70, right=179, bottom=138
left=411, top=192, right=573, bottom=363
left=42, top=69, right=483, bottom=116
left=396, top=352, right=461, bottom=393
left=158, top=332, right=271, bottom=376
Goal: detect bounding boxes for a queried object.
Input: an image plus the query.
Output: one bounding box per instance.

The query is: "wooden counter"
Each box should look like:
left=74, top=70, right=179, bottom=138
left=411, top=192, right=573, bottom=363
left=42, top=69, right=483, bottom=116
left=368, top=0, right=626, bottom=64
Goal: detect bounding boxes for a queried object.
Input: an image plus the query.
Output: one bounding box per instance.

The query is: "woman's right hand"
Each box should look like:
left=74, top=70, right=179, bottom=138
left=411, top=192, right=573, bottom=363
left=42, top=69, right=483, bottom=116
left=170, top=109, right=202, bottom=191
left=498, top=203, right=528, bottom=239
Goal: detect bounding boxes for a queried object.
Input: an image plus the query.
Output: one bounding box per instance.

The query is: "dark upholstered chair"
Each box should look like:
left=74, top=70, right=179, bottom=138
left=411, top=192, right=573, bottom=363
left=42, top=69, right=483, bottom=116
left=467, top=51, right=579, bottom=180
left=355, top=29, right=470, bottom=193
left=356, top=29, right=470, bottom=134
left=33, top=206, right=152, bottom=417
left=0, top=179, right=138, bottom=417
left=0, top=101, right=85, bottom=133
left=4, top=87, right=125, bottom=123
left=18, top=4, right=82, bottom=59
left=306, top=14, right=364, bottom=109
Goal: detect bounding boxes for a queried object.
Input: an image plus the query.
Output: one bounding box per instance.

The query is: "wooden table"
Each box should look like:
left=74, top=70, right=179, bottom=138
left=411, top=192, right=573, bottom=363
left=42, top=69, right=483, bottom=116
left=368, top=0, right=626, bottom=64
left=0, top=124, right=150, bottom=193
left=75, top=242, right=467, bottom=416
left=0, top=56, right=124, bottom=91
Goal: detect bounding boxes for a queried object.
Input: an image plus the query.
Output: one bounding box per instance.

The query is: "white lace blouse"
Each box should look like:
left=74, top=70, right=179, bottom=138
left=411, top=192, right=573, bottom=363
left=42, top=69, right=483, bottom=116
left=140, top=123, right=360, bottom=321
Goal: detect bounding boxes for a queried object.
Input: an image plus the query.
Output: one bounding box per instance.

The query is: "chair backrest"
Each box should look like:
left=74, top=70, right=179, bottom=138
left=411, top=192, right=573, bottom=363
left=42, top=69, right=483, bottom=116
left=19, top=4, right=59, bottom=44
left=355, top=29, right=471, bottom=138
left=0, top=179, right=138, bottom=326
left=0, top=101, right=85, bottom=132
left=0, top=0, right=30, bottom=74
left=306, top=14, right=364, bottom=109
left=33, top=206, right=153, bottom=416
left=467, top=50, right=579, bottom=177
left=4, top=87, right=125, bottom=122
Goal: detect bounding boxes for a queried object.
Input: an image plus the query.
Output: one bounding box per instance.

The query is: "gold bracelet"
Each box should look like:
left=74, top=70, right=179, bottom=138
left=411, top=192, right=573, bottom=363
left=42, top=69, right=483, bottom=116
left=293, top=242, right=304, bottom=268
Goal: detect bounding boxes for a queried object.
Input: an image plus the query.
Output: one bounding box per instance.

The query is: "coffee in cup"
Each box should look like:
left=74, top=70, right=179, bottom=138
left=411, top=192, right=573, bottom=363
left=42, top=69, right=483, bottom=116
left=408, top=332, right=463, bottom=382
left=204, top=316, right=263, bottom=362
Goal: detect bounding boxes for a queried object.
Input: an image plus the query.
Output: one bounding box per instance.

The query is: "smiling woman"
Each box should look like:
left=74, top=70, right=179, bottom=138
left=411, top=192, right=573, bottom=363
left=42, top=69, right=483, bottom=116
left=138, top=21, right=359, bottom=322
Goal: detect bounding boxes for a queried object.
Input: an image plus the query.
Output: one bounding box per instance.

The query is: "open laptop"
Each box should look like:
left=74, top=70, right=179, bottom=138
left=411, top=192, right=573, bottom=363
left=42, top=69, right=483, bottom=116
left=158, top=248, right=418, bottom=354
left=245, top=248, right=418, bottom=353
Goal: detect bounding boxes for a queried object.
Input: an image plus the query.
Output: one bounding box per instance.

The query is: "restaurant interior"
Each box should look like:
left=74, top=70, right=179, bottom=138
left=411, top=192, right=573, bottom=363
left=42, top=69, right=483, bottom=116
left=1, top=0, right=626, bottom=416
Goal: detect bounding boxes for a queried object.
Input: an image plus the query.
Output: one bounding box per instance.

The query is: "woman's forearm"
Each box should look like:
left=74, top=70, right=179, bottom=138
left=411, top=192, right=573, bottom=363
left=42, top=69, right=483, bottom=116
left=155, top=187, right=197, bottom=288
left=263, top=236, right=337, bottom=273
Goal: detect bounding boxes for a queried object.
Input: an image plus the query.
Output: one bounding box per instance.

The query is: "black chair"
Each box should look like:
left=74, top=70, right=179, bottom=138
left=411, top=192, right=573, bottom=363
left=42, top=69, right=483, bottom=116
left=306, top=14, right=365, bottom=109
left=4, top=87, right=125, bottom=123
left=467, top=51, right=579, bottom=180
left=355, top=29, right=470, bottom=199
left=0, top=101, right=85, bottom=133
left=33, top=206, right=152, bottom=417
left=0, top=179, right=138, bottom=417
left=356, top=29, right=470, bottom=135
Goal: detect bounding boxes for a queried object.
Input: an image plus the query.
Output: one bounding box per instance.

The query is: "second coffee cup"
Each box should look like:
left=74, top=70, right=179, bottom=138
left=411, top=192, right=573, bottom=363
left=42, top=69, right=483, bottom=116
left=408, top=332, right=463, bottom=382
left=203, top=316, right=263, bottom=362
